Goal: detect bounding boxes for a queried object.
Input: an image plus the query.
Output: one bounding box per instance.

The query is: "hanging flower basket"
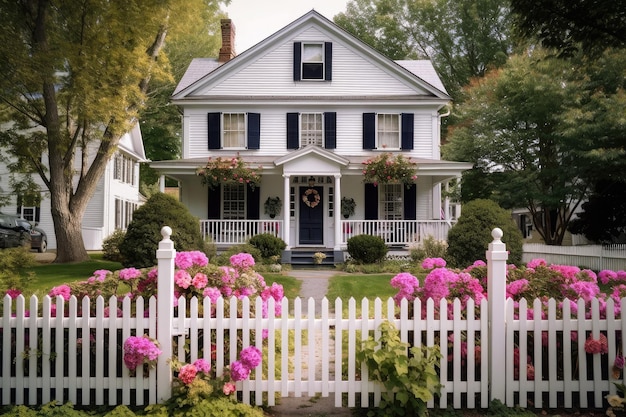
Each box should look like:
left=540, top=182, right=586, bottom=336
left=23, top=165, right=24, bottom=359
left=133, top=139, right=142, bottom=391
left=196, top=156, right=261, bottom=190
left=362, top=153, right=417, bottom=188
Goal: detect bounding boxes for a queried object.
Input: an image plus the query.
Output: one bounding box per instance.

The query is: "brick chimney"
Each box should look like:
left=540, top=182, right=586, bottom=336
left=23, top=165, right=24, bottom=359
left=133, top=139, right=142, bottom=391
left=218, top=19, right=236, bottom=63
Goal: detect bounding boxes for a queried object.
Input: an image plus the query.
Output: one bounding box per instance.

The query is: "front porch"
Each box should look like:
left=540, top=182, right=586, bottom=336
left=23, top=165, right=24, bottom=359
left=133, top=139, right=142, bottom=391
left=200, top=218, right=455, bottom=259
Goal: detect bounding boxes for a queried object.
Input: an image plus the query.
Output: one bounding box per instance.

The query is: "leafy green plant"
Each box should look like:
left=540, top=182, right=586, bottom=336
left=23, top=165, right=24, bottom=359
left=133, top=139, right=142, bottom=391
left=248, top=233, right=286, bottom=260
left=0, top=246, right=36, bottom=298
left=196, top=156, right=261, bottom=191
left=357, top=321, right=441, bottom=417
left=101, top=229, right=126, bottom=263
left=347, top=234, right=388, bottom=264
left=409, top=236, right=448, bottom=263
left=446, top=199, right=523, bottom=268
left=215, top=243, right=262, bottom=266
left=362, top=153, right=418, bottom=187
left=119, top=193, right=205, bottom=268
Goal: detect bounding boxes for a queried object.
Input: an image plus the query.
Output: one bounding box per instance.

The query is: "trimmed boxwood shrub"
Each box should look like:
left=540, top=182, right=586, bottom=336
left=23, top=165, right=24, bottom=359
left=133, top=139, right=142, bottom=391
left=119, top=193, right=205, bottom=268
left=102, top=229, right=126, bottom=263
left=347, top=234, right=388, bottom=264
left=215, top=243, right=263, bottom=266
left=249, top=233, right=286, bottom=260
left=446, top=199, right=523, bottom=268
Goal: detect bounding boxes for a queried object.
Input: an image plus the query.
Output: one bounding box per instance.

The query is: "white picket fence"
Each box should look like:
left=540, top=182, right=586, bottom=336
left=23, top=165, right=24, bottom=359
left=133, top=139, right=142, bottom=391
left=523, top=243, right=626, bottom=271
left=1, top=228, right=626, bottom=410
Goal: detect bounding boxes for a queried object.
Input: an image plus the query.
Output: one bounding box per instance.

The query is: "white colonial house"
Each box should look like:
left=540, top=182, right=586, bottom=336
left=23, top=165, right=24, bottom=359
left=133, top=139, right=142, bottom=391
left=150, top=11, right=471, bottom=263
left=0, top=123, right=147, bottom=251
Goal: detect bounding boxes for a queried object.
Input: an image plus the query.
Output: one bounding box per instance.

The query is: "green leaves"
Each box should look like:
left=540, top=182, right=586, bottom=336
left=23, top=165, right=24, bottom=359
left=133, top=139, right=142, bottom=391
left=357, top=321, right=442, bottom=416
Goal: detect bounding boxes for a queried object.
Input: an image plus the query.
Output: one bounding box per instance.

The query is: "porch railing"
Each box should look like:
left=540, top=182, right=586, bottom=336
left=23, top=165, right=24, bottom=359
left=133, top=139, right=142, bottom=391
left=340, top=219, right=455, bottom=246
left=200, top=219, right=454, bottom=246
left=200, top=220, right=283, bottom=245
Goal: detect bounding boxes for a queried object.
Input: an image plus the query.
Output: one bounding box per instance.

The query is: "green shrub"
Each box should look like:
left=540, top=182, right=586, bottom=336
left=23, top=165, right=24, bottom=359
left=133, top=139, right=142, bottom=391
left=102, top=229, right=126, bottom=263
left=119, top=193, right=205, bottom=268
left=409, top=235, right=448, bottom=263
left=0, top=246, right=36, bottom=296
left=446, top=199, right=523, bottom=268
left=215, top=243, right=262, bottom=266
left=347, top=234, right=388, bottom=264
left=248, top=233, right=286, bottom=260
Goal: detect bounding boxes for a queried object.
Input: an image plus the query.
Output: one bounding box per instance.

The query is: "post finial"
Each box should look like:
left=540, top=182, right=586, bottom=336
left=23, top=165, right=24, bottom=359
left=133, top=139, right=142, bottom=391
left=491, top=227, right=503, bottom=242
left=161, top=226, right=172, bottom=240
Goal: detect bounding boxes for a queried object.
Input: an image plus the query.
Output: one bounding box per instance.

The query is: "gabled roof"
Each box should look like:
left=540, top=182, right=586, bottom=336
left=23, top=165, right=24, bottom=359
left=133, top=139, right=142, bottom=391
left=274, top=144, right=350, bottom=167
left=172, top=10, right=450, bottom=100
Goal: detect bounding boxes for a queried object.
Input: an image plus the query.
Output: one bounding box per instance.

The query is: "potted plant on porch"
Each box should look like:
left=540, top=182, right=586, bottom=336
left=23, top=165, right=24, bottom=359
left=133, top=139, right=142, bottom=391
left=341, top=197, right=356, bottom=218
left=264, top=196, right=282, bottom=218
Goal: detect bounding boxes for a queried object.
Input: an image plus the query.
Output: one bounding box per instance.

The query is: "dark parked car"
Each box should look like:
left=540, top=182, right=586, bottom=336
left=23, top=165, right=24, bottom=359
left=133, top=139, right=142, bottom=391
left=0, top=213, right=47, bottom=252
left=0, top=213, right=31, bottom=249
left=17, top=218, right=47, bottom=253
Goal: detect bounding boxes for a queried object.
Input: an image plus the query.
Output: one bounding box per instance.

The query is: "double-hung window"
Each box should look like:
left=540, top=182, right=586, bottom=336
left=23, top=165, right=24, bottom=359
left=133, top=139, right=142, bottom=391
left=377, top=114, right=400, bottom=149
left=293, top=42, right=332, bottom=81
left=208, top=112, right=260, bottom=150
left=380, top=184, right=403, bottom=220
left=301, top=113, right=323, bottom=146
left=362, top=113, right=414, bottom=150
left=222, top=113, right=246, bottom=148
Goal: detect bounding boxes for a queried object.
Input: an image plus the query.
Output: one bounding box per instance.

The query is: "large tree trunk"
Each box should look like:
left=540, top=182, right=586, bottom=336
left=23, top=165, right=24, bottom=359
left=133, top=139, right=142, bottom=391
left=51, top=203, right=90, bottom=263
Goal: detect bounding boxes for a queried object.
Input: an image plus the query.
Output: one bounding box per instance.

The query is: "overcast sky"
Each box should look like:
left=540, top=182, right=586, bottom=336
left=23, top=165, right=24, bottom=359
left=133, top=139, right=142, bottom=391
left=223, top=0, right=351, bottom=53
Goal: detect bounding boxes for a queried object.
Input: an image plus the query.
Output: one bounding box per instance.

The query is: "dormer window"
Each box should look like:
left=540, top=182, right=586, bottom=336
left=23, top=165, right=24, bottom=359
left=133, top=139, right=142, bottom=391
left=293, top=42, right=332, bottom=81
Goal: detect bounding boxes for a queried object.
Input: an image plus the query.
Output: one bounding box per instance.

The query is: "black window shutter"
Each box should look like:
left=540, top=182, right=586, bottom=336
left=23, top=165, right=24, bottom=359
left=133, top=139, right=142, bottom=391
left=293, top=42, right=302, bottom=81
left=364, top=183, right=378, bottom=220
left=324, top=42, right=332, bottom=81
left=401, top=113, right=414, bottom=150
left=207, top=184, right=221, bottom=219
left=287, top=113, right=299, bottom=149
left=403, top=184, right=417, bottom=220
left=324, top=112, right=336, bottom=149
left=246, top=186, right=260, bottom=220
left=208, top=112, right=221, bottom=150
left=363, top=113, right=376, bottom=150
left=247, top=112, right=260, bottom=149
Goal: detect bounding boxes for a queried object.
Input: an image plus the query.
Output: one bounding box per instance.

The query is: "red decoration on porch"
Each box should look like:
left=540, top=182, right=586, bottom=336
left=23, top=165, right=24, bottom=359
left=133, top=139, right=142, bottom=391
left=302, top=188, right=321, bottom=208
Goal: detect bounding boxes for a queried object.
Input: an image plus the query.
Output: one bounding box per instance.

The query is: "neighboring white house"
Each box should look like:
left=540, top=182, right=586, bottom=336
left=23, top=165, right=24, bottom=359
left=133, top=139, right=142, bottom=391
left=0, top=123, right=147, bottom=251
left=150, top=11, right=472, bottom=263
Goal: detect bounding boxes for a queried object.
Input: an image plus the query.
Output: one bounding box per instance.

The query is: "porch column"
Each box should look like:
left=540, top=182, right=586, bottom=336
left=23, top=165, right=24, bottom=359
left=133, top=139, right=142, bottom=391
left=334, top=174, right=342, bottom=250
left=283, top=174, right=291, bottom=249
left=159, top=175, right=165, bottom=193
left=443, top=182, right=450, bottom=221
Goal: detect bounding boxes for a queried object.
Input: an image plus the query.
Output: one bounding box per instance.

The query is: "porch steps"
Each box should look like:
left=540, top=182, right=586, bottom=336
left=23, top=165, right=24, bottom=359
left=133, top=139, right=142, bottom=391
left=289, top=249, right=336, bottom=267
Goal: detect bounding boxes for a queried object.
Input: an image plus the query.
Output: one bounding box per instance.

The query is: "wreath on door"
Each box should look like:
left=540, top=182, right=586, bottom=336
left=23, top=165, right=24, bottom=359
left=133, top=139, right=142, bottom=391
left=302, top=188, right=321, bottom=208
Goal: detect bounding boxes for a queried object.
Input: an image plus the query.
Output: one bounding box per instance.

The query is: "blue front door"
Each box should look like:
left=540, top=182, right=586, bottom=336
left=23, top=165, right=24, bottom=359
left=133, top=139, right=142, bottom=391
left=299, top=186, right=323, bottom=245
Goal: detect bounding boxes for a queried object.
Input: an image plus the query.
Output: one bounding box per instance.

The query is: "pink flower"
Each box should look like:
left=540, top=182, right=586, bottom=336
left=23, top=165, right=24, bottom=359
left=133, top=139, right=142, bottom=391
left=230, top=360, right=250, bottom=381
left=421, top=257, right=446, bottom=270
left=192, top=273, right=208, bottom=289
left=240, top=346, right=262, bottom=369
left=174, top=270, right=192, bottom=289
left=506, top=279, right=529, bottom=298
left=6, top=288, right=22, bottom=299
left=175, top=252, right=193, bottom=270
left=91, top=269, right=111, bottom=282
left=123, top=336, right=162, bottom=370
left=526, top=258, right=547, bottom=269
left=584, top=334, right=608, bottom=354
left=119, top=268, right=142, bottom=281
left=193, top=358, right=211, bottom=374
left=230, top=253, right=255, bottom=269
left=615, top=355, right=625, bottom=370
left=49, top=285, right=71, bottom=301
left=599, top=270, right=618, bottom=285
left=179, top=364, right=198, bottom=385
left=223, top=382, right=236, bottom=395
left=203, top=287, right=222, bottom=303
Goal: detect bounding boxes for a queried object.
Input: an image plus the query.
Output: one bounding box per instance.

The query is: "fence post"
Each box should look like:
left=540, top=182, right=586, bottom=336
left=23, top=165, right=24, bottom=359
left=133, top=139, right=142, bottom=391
left=487, top=227, right=508, bottom=403
left=156, top=226, right=176, bottom=403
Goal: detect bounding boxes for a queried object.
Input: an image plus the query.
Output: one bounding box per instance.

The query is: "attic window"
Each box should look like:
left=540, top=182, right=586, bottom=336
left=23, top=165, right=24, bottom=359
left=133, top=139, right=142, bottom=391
left=302, top=43, right=324, bottom=79
left=293, top=42, right=332, bottom=81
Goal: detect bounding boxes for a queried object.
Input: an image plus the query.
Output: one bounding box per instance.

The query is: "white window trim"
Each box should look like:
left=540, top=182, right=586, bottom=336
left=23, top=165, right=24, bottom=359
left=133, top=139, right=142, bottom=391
left=301, top=42, right=325, bottom=81
left=376, top=113, right=401, bottom=150
left=222, top=112, right=247, bottom=150
left=222, top=183, right=247, bottom=220
left=380, top=183, right=403, bottom=220
left=300, top=112, right=324, bottom=147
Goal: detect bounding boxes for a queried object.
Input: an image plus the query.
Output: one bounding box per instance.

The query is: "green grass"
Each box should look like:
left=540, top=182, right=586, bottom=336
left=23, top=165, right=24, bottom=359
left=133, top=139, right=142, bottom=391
left=26, top=253, right=123, bottom=295
left=262, top=273, right=301, bottom=300
left=327, top=273, right=397, bottom=316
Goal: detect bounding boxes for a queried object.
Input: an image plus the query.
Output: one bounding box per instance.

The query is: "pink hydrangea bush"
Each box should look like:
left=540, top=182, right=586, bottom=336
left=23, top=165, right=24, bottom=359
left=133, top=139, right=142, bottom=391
left=123, top=335, right=161, bottom=373
left=170, top=345, right=262, bottom=408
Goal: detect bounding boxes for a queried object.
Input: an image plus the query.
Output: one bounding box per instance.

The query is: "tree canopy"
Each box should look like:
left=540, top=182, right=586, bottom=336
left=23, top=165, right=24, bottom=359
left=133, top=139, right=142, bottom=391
left=510, top=0, right=626, bottom=57
left=334, top=0, right=514, bottom=99
left=0, top=0, right=225, bottom=262
left=444, top=48, right=626, bottom=245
